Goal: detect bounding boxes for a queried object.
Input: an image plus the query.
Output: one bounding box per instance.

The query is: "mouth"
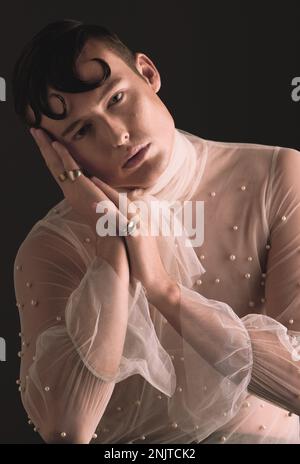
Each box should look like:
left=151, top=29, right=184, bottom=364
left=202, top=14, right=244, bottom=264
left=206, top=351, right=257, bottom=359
left=122, top=143, right=151, bottom=169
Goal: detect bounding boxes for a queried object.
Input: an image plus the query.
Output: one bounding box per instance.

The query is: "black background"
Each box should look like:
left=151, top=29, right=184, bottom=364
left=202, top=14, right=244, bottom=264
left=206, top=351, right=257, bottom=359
left=1, top=0, right=300, bottom=444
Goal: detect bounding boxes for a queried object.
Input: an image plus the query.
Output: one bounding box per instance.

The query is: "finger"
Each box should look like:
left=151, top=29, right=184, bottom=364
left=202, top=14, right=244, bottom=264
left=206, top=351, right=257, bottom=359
left=30, top=128, right=65, bottom=179
left=91, top=177, right=142, bottom=224
left=51, top=140, right=79, bottom=171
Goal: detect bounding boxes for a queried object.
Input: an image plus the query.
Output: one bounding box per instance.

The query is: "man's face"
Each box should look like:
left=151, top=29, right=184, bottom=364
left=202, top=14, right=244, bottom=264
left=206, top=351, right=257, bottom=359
left=34, top=39, right=175, bottom=190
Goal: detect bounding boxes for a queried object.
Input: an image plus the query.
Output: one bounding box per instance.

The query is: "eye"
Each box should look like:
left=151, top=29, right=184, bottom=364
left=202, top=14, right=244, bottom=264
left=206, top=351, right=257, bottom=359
left=108, top=91, right=124, bottom=107
left=74, top=123, right=92, bottom=141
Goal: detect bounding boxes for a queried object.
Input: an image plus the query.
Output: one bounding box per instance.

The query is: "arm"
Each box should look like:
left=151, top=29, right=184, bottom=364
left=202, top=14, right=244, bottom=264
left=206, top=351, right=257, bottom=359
left=150, top=147, right=300, bottom=417
left=14, top=227, right=130, bottom=444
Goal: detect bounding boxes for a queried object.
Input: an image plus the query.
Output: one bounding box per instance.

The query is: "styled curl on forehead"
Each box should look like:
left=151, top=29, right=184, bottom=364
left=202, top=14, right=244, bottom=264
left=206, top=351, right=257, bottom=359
left=12, top=19, right=139, bottom=128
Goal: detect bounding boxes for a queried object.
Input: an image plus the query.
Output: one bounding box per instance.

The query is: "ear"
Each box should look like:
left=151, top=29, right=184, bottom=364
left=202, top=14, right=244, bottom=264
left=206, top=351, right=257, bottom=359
left=134, top=52, right=161, bottom=93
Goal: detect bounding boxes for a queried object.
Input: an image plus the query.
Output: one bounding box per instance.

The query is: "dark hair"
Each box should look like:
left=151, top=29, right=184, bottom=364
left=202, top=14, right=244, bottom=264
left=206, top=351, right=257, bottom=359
left=12, top=19, right=141, bottom=128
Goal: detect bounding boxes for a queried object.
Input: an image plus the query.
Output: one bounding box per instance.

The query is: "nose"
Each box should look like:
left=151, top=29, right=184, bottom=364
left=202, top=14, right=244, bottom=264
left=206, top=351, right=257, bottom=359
left=107, top=123, right=129, bottom=148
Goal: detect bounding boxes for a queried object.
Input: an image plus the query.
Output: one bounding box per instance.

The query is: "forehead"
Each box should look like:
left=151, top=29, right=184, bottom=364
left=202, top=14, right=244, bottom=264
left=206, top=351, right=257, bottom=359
left=28, top=38, right=134, bottom=132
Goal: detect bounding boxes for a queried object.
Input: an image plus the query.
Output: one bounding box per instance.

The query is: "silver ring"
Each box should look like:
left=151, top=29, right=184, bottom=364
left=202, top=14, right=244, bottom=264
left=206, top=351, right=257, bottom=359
left=120, top=217, right=139, bottom=236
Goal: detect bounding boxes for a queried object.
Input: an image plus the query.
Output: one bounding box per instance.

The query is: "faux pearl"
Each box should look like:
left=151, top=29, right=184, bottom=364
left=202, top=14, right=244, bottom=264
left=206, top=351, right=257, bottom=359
left=18, top=332, right=23, bottom=337
left=260, top=404, right=265, bottom=408
left=240, top=185, right=246, bottom=191
left=92, top=433, right=97, bottom=439
left=223, top=412, right=227, bottom=417
left=134, top=400, right=141, bottom=406
left=53, top=209, right=60, bottom=214
left=200, top=255, right=205, bottom=260
left=26, top=282, right=32, bottom=288
left=244, top=273, right=251, bottom=279
left=289, top=319, right=294, bottom=325
left=60, top=432, right=67, bottom=438
left=16, top=264, right=22, bottom=271
left=44, top=386, right=50, bottom=392
left=195, top=425, right=200, bottom=430
left=220, top=436, right=227, bottom=443
left=288, top=412, right=293, bottom=416
left=248, top=301, right=255, bottom=307
left=140, top=435, right=146, bottom=440
left=16, top=379, right=20, bottom=385
left=17, top=351, right=23, bottom=357
left=180, top=356, right=185, bottom=361
left=177, top=387, right=183, bottom=393
left=31, top=299, right=38, bottom=306
left=171, top=422, right=178, bottom=429
left=281, top=216, right=287, bottom=222
left=32, top=356, right=36, bottom=361
left=210, top=191, right=216, bottom=197
left=84, top=237, right=91, bottom=243
left=244, top=401, right=251, bottom=407
left=261, top=273, right=266, bottom=278
left=116, top=406, right=122, bottom=411
left=28, top=420, right=32, bottom=425
left=259, top=425, right=267, bottom=430
left=196, top=279, right=202, bottom=286
left=266, top=244, right=271, bottom=250
left=157, top=395, right=162, bottom=400
left=170, top=355, right=175, bottom=360
left=56, top=316, right=62, bottom=321
left=229, top=254, right=236, bottom=261
left=215, top=278, right=220, bottom=283
left=261, top=298, right=266, bottom=303
left=247, top=256, right=253, bottom=261
left=33, top=427, right=38, bottom=432
left=232, top=225, right=239, bottom=231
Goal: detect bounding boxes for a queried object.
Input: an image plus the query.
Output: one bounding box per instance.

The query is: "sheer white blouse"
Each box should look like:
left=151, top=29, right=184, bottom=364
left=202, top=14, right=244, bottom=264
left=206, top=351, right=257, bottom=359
left=13, top=128, right=300, bottom=444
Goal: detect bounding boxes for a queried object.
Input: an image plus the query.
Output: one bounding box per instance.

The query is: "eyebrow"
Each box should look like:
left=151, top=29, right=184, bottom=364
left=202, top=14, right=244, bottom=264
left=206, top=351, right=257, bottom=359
left=60, top=78, right=123, bottom=138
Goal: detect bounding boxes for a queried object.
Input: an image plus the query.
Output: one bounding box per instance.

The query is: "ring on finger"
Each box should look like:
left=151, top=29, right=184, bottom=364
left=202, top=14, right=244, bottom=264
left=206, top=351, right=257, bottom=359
left=67, top=169, right=82, bottom=181
left=58, top=171, right=68, bottom=182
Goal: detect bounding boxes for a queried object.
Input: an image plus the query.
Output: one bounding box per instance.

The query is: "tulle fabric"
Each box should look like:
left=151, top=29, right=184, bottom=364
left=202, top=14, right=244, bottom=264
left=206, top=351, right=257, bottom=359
left=13, top=128, right=300, bottom=443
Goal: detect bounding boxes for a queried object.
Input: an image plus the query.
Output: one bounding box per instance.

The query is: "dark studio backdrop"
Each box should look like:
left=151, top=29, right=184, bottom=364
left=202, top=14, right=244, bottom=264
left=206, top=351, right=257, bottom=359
left=0, top=0, right=300, bottom=444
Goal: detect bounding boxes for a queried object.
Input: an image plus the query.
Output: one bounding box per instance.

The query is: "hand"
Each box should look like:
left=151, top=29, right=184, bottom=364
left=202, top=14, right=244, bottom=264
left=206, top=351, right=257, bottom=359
left=30, top=128, right=121, bottom=233
left=90, top=176, right=178, bottom=304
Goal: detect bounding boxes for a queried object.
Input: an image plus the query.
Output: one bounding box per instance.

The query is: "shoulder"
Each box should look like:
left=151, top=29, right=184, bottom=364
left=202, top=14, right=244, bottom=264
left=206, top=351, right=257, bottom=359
left=275, top=146, right=300, bottom=171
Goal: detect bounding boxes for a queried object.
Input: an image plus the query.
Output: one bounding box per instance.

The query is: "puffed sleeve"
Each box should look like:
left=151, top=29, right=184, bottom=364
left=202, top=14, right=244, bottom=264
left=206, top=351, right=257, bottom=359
left=13, top=227, right=117, bottom=444
left=242, top=146, right=300, bottom=413
left=13, top=220, right=176, bottom=444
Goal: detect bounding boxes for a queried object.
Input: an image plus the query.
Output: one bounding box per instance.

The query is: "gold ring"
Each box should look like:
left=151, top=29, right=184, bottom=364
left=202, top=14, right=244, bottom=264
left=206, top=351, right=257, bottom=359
left=67, top=169, right=82, bottom=182
left=58, top=171, right=68, bottom=182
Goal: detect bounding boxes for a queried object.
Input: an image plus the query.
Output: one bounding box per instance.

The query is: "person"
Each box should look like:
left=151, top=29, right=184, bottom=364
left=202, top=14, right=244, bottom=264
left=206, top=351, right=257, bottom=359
left=12, top=19, right=300, bottom=445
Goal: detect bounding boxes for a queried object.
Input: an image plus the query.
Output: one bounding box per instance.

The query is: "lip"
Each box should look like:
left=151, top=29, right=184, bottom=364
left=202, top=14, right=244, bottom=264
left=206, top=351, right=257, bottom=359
left=122, top=143, right=151, bottom=169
